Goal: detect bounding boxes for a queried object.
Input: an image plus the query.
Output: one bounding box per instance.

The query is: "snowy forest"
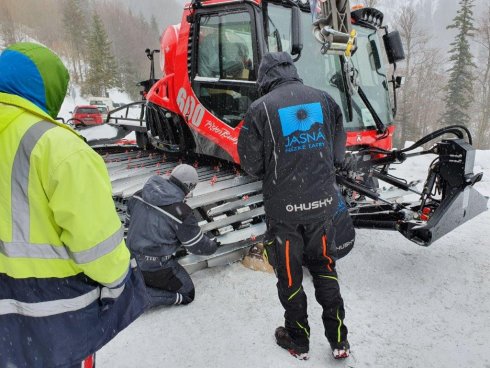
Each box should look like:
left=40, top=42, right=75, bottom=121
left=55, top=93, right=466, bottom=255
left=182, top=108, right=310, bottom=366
left=0, top=0, right=181, bottom=99
left=0, top=0, right=489, bottom=148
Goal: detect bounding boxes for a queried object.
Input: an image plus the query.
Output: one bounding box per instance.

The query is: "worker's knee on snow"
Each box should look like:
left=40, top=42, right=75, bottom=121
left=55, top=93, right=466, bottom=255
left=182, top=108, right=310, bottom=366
left=180, top=288, right=195, bottom=305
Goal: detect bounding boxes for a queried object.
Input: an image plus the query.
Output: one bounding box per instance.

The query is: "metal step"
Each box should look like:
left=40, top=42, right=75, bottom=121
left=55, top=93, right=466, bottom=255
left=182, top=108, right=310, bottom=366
left=207, top=194, right=264, bottom=216
left=187, top=181, right=263, bottom=208
left=179, top=242, right=252, bottom=274
left=179, top=223, right=266, bottom=274
left=201, top=207, right=265, bottom=232
left=114, top=170, right=238, bottom=199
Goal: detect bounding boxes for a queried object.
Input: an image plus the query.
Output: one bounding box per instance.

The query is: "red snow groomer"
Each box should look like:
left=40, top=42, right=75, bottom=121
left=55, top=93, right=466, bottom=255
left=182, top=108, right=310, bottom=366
left=101, top=0, right=486, bottom=272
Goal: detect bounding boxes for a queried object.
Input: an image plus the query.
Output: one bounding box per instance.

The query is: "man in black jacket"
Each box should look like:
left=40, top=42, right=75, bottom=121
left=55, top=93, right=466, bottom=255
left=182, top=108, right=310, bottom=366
left=238, top=52, right=353, bottom=360
left=126, top=164, right=218, bottom=307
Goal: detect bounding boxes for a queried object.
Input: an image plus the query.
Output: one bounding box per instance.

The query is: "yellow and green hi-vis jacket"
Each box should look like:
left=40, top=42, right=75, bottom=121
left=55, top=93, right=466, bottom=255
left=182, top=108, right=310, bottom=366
left=0, top=42, right=147, bottom=367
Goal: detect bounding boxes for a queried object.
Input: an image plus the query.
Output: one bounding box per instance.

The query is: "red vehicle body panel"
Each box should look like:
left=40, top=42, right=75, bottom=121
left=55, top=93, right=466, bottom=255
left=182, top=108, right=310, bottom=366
left=346, top=125, right=394, bottom=151
left=146, top=0, right=394, bottom=164
left=147, top=5, right=243, bottom=162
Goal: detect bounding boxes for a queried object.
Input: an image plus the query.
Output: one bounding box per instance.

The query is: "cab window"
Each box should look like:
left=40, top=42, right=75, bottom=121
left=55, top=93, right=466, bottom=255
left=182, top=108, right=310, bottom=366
left=194, top=10, right=258, bottom=128
left=197, top=12, right=255, bottom=80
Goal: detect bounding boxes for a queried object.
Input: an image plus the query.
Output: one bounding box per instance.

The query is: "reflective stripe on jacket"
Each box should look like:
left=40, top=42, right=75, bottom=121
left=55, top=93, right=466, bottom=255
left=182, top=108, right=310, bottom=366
left=0, top=93, right=148, bottom=367
left=0, top=93, right=129, bottom=282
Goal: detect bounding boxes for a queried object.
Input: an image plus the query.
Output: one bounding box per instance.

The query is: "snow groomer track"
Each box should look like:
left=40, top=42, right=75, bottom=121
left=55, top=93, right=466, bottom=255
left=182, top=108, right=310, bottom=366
left=95, top=146, right=266, bottom=273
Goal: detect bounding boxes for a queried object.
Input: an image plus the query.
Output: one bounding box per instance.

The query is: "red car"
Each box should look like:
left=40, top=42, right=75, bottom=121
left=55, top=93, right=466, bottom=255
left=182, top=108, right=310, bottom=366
left=71, top=105, right=104, bottom=126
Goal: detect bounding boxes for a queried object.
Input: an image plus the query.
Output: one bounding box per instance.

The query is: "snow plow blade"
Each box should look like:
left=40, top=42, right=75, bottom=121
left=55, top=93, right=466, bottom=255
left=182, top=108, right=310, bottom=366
left=343, top=134, right=487, bottom=247
left=398, top=186, right=488, bottom=246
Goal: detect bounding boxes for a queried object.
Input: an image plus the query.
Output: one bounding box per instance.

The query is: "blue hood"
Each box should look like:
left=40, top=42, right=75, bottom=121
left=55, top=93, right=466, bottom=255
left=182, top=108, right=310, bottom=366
left=0, top=42, right=69, bottom=119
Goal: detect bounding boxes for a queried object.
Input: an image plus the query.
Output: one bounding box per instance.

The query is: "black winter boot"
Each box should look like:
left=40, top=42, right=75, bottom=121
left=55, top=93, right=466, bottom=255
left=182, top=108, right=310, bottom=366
left=274, top=327, right=309, bottom=360
left=331, top=340, right=350, bottom=359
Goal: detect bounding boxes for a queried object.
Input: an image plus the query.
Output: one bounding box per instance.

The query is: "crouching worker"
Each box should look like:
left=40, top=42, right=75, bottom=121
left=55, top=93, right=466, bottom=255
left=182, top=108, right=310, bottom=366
left=126, top=164, right=218, bottom=307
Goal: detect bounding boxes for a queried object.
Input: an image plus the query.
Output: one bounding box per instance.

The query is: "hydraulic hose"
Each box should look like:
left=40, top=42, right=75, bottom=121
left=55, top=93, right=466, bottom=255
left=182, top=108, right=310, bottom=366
left=400, top=125, right=473, bottom=153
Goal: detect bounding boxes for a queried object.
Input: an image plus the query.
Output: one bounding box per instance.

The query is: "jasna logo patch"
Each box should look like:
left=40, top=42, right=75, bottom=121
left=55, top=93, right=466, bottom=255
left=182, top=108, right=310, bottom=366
left=278, top=102, right=326, bottom=153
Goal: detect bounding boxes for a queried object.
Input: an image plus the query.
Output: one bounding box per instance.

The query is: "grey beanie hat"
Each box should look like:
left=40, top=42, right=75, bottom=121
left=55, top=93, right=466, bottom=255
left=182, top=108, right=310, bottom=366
left=170, top=164, right=199, bottom=193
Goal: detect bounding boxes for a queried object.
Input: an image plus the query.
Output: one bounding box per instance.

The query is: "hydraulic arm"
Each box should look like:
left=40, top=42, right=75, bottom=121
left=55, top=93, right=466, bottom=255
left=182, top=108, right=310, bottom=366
left=337, top=126, right=487, bottom=246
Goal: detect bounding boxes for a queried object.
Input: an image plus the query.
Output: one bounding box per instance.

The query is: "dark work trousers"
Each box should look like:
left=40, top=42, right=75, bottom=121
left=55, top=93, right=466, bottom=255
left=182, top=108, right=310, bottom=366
left=135, top=254, right=195, bottom=308
left=66, top=353, right=95, bottom=368
left=264, top=217, right=349, bottom=349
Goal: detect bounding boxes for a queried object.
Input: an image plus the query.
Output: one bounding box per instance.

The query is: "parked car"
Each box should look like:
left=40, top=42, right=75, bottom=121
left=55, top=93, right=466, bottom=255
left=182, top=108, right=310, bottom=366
left=88, top=96, right=114, bottom=111
left=70, top=105, right=104, bottom=126
left=96, top=105, right=109, bottom=122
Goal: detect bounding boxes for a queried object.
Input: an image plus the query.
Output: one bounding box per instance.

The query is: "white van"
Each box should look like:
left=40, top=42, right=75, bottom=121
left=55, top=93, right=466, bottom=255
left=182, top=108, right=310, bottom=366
left=88, top=97, right=114, bottom=111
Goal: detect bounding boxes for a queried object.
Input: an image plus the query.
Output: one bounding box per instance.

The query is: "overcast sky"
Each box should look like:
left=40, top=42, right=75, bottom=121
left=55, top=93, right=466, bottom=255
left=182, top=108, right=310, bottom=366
left=126, top=0, right=487, bottom=59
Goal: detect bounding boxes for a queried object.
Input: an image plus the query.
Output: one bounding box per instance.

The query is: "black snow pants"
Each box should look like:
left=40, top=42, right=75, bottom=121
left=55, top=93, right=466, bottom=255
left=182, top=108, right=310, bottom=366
left=135, top=254, right=195, bottom=308
left=264, top=215, right=350, bottom=349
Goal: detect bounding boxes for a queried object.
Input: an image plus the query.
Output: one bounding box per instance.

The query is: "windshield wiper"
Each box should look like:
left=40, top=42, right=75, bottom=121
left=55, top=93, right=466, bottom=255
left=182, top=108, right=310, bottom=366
left=339, top=56, right=354, bottom=121
left=340, top=56, right=387, bottom=134
left=357, top=85, right=386, bottom=134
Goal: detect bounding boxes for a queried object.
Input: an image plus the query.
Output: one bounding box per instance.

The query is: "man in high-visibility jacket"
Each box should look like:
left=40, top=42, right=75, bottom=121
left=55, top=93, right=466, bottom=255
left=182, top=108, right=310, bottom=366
left=0, top=43, right=149, bottom=367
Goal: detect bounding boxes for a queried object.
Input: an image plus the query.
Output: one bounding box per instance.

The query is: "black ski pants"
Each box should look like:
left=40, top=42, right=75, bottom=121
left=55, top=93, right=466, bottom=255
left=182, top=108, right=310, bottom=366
left=264, top=217, right=348, bottom=349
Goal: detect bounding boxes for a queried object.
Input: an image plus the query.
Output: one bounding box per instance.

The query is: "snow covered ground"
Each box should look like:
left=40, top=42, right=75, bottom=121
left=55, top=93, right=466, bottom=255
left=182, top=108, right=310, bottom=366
left=96, top=150, right=490, bottom=367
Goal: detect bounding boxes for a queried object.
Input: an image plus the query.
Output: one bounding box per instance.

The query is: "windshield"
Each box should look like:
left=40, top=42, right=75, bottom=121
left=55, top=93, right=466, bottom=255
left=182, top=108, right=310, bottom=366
left=265, top=4, right=392, bottom=131
left=350, top=26, right=392, bottom=130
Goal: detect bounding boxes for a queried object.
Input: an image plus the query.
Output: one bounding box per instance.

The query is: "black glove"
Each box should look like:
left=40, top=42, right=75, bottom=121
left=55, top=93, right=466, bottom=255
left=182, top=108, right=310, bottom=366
left=338, top=153, right=359, bottom=173
left=210, top=238, right=221, bottom=247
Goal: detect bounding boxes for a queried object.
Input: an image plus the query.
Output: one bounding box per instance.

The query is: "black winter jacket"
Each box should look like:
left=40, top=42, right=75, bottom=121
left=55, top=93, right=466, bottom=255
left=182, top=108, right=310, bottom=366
left=238, top=52, right=346, bottom=223
left=126, top=176, right=217, bottom=258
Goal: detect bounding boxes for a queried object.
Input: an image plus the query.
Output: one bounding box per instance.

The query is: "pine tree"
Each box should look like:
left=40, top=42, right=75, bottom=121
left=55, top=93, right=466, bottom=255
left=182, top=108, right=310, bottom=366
left=441, top=0, right=476, bottom=127
left=150, top=15, right=160, bottom=37
left=119, top=59, right=141, bottom=101
left=0, top=3, right=19, bottom=46
left=62, top=0, right=88, bottom=83
left=475, top=5, right=490, bottom=148
left=84, top=12, right=119, bottom=97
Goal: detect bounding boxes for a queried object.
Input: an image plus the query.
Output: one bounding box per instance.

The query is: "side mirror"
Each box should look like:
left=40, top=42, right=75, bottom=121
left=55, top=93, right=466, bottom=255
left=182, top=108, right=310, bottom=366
left=290, top=6, right=303, bottom=60
left=395, top=75, right=405, bottom=89
left=383, top=30, right=405, bottom=64
left=69, top=111, right=73, bottom=114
